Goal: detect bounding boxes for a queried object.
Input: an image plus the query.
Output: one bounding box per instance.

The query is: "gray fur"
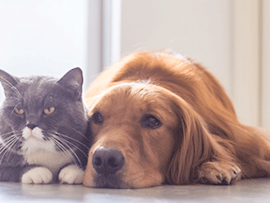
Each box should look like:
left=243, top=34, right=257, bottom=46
left=0, top=68, right=90, bottom=183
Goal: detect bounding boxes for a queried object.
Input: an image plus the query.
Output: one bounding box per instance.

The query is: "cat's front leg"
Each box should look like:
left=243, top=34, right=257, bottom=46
left=58, top=165, right=84, bottom=184
left=0, top=166, right=23, bottom=182
left=21, top=167, right=53, bottom=184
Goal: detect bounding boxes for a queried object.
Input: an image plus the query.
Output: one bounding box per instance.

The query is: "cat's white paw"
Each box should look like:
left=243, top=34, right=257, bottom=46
left=21, top=167, right=53, bottom=184
left=59, top=165, right=84, bottom=184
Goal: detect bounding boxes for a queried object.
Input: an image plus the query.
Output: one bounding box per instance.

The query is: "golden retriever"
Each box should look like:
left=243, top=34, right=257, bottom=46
left=83, top=50, right=270, bottom=189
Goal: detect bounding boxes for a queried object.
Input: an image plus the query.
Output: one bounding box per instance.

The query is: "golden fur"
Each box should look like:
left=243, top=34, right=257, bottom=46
left=83, top=50, right=270, bottom=189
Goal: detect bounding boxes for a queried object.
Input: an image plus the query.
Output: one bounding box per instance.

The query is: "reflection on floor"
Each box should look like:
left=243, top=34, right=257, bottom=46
left=0, top=178, right=269, bottom=203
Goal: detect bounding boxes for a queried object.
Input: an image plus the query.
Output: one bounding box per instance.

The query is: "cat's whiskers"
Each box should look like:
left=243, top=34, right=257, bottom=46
left=56, top=135, right=88, bottom=159
left=69, top=127, right=90, bottom=141
left=5, top=92, right=21, bottom=102
left=0, top=131, right=15, bottom=139
left=0, top=132, right=21, bottom=150
left=0, top=134, right=19, bottom=149
left=53, top=132, right=89, bottom=150
left=0, top=134, right=20, bottom=164
left=52, top=132, right=89, bottom=163
left=11, top=103, right=21, bottom=115
left=0, top=133, right=20, bottom=147
left=48, top=137, right=74, bottom=163
left=49, top=133, right=83, bottom=167
left=4, top=136, right=20, bottom=164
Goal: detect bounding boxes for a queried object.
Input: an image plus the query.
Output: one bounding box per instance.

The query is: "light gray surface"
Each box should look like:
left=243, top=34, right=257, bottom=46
left=0, top=178, right=269, bottom=203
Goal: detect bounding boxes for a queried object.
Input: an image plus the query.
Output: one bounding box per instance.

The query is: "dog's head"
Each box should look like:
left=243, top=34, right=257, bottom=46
left=83, top=82, right=214, bottom=188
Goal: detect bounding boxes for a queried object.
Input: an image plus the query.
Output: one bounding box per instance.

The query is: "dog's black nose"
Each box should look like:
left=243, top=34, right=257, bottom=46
left=92, top=147, right=125, bottom=175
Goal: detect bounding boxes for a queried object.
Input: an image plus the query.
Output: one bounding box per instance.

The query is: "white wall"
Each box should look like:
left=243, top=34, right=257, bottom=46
left=262, top=0, right=270, bottom=130
left=0, top=0, right=88, bottom=103
left=1, top=0, right=265, bottom=128
left=231, top=0, right=260, bottom=127
left=121, top=0, right=232, bottom=97
left=120, top=0, right=262, bottom=127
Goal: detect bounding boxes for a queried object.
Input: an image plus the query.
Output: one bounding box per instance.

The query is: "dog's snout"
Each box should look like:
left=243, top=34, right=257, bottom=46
left=92, top=147, right=125, bottom=175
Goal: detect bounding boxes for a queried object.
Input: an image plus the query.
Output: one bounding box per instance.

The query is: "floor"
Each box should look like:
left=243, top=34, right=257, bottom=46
left=0, top=178, right=269, bottom=203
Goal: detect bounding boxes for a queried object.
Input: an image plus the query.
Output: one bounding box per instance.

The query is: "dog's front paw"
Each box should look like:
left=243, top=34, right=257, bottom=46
left=197, top=162, right=241, bottom=185
left=59, top=165, right=84, bottom=184
left=21, top=167, right=53, bottom=184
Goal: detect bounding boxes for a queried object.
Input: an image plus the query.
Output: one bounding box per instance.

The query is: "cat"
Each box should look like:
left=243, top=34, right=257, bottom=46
left=0, top=68, right=91, bottom=184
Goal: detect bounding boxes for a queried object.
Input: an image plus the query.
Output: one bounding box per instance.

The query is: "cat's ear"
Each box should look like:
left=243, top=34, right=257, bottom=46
left=57, top=67, right=83, bottom=98
left=0, top=69, right=20, bottom=97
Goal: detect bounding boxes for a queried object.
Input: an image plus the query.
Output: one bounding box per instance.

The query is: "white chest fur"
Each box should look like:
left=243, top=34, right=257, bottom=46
left=24, top=149, right=72, bottom=174
left=21, top=126, right=74, bottom=174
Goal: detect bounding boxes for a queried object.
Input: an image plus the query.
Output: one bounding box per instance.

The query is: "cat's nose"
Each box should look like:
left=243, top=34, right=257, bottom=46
left=26, top=123, right=38, bottom=130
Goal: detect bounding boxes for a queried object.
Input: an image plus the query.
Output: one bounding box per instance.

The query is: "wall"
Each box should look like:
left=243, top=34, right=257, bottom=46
left=262, top=0, right=270, bottom=130
left=0, top=0, right=88, bottom=103
left=121, top=0, right=232, bottom=97
left=0, top=0, right=265, bottom=128
left=121, top=0, right=262, bottom=127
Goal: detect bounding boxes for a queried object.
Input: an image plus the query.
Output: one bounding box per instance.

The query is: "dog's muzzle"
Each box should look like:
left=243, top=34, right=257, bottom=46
left=92, top=147, right=125, bottom=188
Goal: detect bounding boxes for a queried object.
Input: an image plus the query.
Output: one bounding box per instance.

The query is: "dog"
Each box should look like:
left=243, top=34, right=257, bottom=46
left=83, top=50, right=270, bottom=189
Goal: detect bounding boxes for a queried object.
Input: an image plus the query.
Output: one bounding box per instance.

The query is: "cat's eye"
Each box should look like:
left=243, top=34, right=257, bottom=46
left=91, top=112, right=103, bottom=125
left=14, top=107, right=24, bottom=115
left=44, top=107, right=55, bottom=115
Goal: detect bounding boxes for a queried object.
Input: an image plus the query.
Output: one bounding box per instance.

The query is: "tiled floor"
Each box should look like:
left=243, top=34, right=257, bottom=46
left=0, top=178, right=269, bottom=203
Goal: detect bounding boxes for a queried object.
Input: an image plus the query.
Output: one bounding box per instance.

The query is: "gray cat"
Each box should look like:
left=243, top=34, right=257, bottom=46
left=0, top=68, right=90, bottom=184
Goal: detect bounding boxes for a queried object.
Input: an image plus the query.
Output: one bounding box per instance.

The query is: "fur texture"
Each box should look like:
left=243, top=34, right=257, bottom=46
left=0, top=68, right=90, bottom=184
left=83, top=51, right=270, bottom=189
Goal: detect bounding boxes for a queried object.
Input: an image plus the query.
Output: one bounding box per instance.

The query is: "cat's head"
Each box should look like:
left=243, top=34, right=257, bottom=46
left=0, top=68, right=90, bottom=166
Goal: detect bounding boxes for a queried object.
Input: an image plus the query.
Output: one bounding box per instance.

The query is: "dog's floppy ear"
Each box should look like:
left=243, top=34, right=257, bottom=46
left=165, top=94, right=230, bottom=185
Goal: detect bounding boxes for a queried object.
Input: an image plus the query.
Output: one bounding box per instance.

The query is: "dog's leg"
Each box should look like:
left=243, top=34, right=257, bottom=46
left=197, top=161, right=241, bottom=185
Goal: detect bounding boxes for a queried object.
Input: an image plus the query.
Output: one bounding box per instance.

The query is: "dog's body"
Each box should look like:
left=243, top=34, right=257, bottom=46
left=83, top=51, right=270, bottom=189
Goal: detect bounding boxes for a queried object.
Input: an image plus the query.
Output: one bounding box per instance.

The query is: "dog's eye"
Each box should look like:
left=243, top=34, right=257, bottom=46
left=91, top=112, right=103, bottom=125
left=142, top=114, right=162, bottom=129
